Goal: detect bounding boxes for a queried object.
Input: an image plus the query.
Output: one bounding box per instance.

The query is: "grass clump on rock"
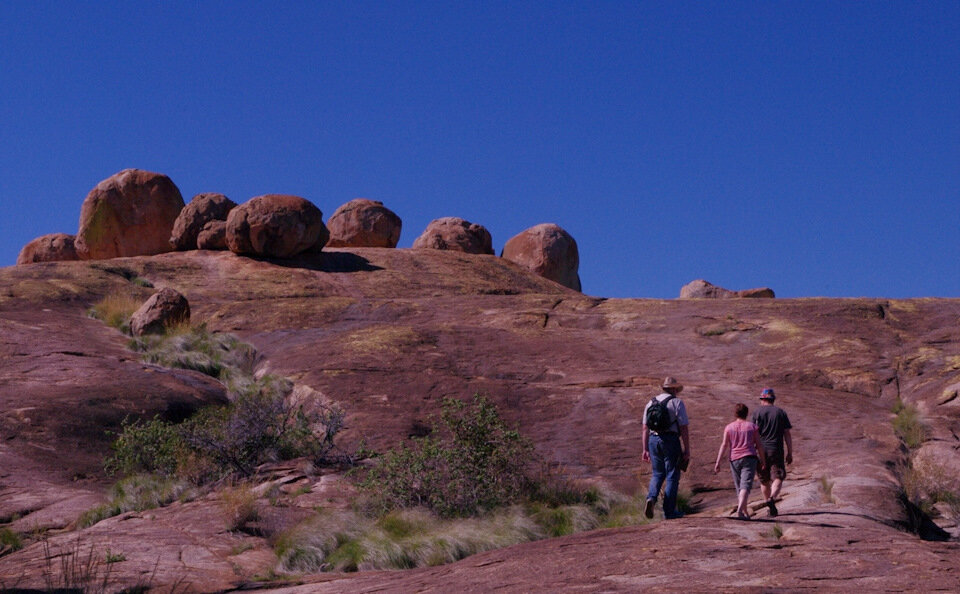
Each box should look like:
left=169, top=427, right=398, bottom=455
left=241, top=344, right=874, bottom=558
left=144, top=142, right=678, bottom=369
left=88, top=292, right=143, bottom=333
left=892, top=398, right=928, bottom=450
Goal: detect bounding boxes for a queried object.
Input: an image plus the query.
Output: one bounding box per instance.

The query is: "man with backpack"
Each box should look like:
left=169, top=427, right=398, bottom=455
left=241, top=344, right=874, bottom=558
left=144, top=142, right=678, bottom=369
left=751, top=388, right=793, bottom=517
left=641, top=376, right=691, bottom=519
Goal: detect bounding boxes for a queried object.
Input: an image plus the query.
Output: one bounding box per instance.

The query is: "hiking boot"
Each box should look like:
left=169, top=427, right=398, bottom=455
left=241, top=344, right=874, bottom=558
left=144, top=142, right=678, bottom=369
left=767, top=499, right=778, bottom=517
left=644, top=498, right=655, bottom=519
left=664, top=511, right=685, bottom=520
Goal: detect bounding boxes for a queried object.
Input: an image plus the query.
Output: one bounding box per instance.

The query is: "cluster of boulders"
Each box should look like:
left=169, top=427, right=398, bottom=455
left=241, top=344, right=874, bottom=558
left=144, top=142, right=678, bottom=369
left=680, top=279, right=775, bottom=299
left=16, top=169, right=582, bottom=291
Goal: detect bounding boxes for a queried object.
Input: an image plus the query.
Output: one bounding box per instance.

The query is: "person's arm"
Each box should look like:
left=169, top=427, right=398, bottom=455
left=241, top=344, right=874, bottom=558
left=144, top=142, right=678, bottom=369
left=713, top=430, right=729, bottom=473
left=754, top=427, right=766, bottom=468
left=642, top=424, right=651, bottom=462
left=784, top=428, right=793, bottom=464
left=680, top=424, right=691, bottom=462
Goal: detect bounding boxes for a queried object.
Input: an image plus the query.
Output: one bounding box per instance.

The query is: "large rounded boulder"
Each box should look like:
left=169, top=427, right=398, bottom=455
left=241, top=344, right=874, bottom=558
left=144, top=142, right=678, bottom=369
left=196, top=220, right=228, bottom=250
left=225, top=194, right=327, bottom=258
left=75, top=169, right=185, bottom=260
left=501, top=223, right=581, bottom=291
left=412, top=217, right=494, bottom=255
left=16, top=233, right=80, bottom=264
left=169, top=193, right=237, bottom=250
left=326, top=199, right=402, bottom=248
left=129, top=288, right=190, bottom=336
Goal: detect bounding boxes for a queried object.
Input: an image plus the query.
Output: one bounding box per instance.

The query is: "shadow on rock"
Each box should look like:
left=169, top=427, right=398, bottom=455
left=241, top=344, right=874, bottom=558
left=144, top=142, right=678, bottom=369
left=258, top=251, right=383, bottom=273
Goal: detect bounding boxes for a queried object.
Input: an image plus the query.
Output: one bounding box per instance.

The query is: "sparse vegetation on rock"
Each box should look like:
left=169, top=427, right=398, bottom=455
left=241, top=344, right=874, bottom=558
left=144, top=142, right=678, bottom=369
left=358, top=393, right=535, bottom=517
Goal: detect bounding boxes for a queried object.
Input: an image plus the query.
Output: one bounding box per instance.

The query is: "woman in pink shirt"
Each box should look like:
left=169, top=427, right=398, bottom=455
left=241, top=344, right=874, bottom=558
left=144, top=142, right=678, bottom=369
left=713, top=403, right=767, bottom=520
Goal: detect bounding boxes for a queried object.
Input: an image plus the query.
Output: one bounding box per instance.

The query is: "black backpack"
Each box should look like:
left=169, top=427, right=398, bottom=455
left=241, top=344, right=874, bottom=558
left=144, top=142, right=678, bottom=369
left=645, top=394, right=675, bottom=433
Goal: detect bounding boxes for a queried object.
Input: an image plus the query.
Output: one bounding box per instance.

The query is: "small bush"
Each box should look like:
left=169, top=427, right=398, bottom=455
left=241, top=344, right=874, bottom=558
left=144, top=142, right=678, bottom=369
left=893, top=401, right=928, bottom=449
left=106, top=416, right=185, bottom=477
left=182, top=374, right=344, bottom=477
left=359, top=394, right=534, bottom=517
left=0, top=527, right=22, bottom=552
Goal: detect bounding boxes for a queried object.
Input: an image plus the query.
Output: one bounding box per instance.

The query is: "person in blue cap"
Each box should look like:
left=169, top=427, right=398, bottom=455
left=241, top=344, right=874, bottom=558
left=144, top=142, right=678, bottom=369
left=751, top=388, right=793, bottom=517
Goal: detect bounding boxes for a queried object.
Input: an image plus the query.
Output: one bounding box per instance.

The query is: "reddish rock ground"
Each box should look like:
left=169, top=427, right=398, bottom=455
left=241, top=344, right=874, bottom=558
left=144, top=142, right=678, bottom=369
left=1, top=250, right=958, bottom=591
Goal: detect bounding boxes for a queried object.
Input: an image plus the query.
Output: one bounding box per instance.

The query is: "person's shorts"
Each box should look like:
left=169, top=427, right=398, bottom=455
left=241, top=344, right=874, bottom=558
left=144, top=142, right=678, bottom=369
left=758, top=451, right=787, bottom=482
left=730, top=456, right=758, bottom=492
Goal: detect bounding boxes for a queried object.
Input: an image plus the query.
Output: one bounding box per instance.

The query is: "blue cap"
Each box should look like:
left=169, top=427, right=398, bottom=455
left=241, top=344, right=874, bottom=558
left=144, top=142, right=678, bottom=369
left=760, top=388, right=776, bottom=401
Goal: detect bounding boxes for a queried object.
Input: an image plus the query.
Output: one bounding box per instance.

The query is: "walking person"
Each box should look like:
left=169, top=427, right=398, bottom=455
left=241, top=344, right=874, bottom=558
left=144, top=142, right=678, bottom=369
left=641, top=376, right=691, bottom=520
left=713, top=403, right=766, bottom=520
left=751, top=388, right=793, bottom=517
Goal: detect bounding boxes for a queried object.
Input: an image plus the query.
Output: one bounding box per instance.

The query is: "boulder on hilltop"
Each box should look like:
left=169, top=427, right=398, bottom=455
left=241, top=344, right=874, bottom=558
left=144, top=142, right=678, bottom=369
left=326, top=198, right=402, bottom=248
left=16, top=233, right=79, bottom=264
left=225, top=194, right=328, bottom=258
left=413, top=217, right=494, bottom=254
left=170, top=193, right=237, bottom=250
left=501, top=223, right=581, bottom=292
left=75, top=169, right=185, bottom=260
left=129, top=287, right=190, bottom=336
left=196, top=220, right=228, bottom=250
left=680, top=279, right=775, bottom=299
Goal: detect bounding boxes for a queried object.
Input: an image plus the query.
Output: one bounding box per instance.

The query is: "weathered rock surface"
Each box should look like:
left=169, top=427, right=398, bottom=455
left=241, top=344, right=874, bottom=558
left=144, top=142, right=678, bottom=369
left=16, top=233, right=79, bottom=264
left=226, top=194, right=327, bottom=258
left=75, top=169, right=185, bottom=260
left=326, top=199, right=402, bottom=248
left=129, top=287, right=190, bottom=336
left=169, top=193, right=237, bottom=250
left=1, top=252, right=960, bottom=591
left=681, top=279, right=776, bottom=299
left=412, top=217, right=494, bottom=254
left=197, top=220, right=228, bottom=250
left=501, top=223, right=581, bottom=291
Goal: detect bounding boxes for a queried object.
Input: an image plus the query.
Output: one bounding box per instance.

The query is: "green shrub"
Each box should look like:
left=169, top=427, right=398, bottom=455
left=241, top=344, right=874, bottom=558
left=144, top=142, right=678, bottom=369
left=0, top=527, right=22, bottom=552
left=359, top=394, right=534, bottom=517
left=105, top=325, right=345, bottom=483
left=106, top=378, right=342, bottom=481
left=106, top=416, right=185, bottom=477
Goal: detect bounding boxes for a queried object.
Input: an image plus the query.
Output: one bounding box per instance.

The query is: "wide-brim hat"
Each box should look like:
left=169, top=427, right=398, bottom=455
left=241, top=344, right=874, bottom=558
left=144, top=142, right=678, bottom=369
left=760, top=388, right=776, bottom=401
left=662, top=377, right=683, bottom=392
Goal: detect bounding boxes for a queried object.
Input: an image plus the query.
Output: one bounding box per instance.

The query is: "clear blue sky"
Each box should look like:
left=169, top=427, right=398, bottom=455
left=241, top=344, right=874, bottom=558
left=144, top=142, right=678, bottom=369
left=2, top=2, right=958, bottom=298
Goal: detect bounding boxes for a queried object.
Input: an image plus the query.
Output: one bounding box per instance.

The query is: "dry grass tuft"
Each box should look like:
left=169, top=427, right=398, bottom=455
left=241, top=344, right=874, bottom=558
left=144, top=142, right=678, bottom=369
left=88, top=292, right=143, bottom=332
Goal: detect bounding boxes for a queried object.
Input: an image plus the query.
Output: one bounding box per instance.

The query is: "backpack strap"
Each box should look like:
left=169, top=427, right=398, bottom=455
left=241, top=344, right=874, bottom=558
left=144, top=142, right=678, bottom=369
left=659, top=394, right=678, bottom=433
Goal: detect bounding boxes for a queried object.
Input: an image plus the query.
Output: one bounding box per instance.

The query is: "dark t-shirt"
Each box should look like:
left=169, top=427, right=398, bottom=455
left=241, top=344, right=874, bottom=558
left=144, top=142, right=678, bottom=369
left=751, top=405, right=792, bottom=455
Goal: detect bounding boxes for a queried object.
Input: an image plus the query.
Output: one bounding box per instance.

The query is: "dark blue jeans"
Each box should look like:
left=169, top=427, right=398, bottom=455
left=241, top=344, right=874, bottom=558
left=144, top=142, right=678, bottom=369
left=647, top=432, right=682, bottom=517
